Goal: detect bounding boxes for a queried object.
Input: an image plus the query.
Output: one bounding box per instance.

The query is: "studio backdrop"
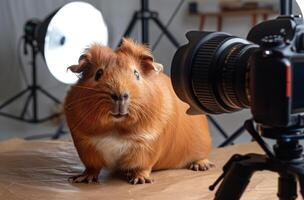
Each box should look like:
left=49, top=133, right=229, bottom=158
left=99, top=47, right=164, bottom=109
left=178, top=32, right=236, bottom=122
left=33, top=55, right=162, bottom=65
left=0, top=0, right=301, bottom=136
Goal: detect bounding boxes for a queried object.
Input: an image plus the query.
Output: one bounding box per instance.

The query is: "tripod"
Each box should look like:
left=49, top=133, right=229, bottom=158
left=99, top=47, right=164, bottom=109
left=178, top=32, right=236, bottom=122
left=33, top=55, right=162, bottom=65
left=120, top=0, right=180, bottom=46
left=210, top=119, right=304, bottom=200
left=0, top=31, right=61, bottom=123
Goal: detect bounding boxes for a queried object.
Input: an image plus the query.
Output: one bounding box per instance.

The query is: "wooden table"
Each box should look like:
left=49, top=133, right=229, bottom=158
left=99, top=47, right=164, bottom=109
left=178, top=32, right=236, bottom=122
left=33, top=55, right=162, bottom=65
left=0, top=138, right=291, bottom=200
left=192, top=8, right=278, bottom=31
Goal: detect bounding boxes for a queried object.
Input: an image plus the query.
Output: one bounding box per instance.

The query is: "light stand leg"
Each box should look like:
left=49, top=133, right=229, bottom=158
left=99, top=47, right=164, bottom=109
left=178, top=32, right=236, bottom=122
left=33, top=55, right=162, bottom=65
left=38, top=87, right=61, bottom=104
left=20, top=92, right=32, bottom=119
left=31, top=46, right=38, bottom=122
left=207, top=115, right=229, bottom=139
left=118, top=0, right=180, bottom=48
left=24, top=120, right=67, bottom=140
left=51, top=120, right=66, bottom=140
left=218, top=126, right=246, bottom=147
left=141, top=0, right=149, bottom=44
left=152, top=16, right=179, bottom=48
left=0, top=89, right=29, bottom=110
left=119, top=13, right=138, bottom=45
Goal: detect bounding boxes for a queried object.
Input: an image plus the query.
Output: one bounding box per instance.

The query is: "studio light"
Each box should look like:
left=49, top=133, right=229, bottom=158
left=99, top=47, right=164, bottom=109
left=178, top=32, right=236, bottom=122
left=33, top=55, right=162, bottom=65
left=40, top=2, right=108, bottom=84
left=296, top=0, right=304, bottom=14
left=0, top=1, right=108, bottom=123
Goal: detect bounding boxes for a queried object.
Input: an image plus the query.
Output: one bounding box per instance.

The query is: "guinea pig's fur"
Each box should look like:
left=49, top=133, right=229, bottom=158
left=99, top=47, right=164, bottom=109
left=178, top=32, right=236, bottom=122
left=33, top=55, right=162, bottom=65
left=64, top=39, right=213, bottom=184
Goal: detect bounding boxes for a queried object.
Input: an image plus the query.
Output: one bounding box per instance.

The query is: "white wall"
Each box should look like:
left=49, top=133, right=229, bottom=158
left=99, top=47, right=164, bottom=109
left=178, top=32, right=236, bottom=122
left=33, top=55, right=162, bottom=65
left=0, top=0, right=302, bottom=144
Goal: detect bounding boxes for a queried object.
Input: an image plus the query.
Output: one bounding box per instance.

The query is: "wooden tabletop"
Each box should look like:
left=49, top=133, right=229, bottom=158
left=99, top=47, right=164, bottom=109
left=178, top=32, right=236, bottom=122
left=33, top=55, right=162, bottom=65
left=0, top=139, right=288, bottom=200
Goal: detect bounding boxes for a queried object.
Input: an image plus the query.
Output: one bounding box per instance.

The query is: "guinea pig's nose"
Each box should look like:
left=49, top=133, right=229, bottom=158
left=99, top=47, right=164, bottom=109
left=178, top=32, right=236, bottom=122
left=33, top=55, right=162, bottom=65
left=111, top=92, right=129, bottom=101
left=122, top=93, right=129, bottom=100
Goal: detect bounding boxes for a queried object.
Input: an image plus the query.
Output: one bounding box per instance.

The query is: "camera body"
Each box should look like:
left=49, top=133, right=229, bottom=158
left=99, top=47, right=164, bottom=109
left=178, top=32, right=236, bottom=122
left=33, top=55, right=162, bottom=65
left=171, top=15, right=304, bottom=129
left=248, top=16, right=304, bottom=127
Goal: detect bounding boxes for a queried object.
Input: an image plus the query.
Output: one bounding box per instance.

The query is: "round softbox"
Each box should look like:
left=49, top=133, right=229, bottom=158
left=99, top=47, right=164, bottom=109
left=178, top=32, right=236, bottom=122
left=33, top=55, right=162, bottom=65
left=36, top=1, right=108, bottom=84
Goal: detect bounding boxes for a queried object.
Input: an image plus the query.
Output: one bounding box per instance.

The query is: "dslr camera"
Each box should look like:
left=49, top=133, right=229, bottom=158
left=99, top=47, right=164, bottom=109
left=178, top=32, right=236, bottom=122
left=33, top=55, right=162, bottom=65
left=171, top=15, right=304, bottom=129
left=171, top=13, right=304, bottom=200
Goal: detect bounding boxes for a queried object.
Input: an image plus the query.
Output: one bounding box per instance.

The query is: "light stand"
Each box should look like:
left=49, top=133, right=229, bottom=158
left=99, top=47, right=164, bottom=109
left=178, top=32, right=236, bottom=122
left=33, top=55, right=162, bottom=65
left=281, top=0, right=292, bottom=15
left=120, top=0, right=180, bottom=46
left=0, top=20, right=61, bottom=123
left=0, top=2, right=108, bottom=140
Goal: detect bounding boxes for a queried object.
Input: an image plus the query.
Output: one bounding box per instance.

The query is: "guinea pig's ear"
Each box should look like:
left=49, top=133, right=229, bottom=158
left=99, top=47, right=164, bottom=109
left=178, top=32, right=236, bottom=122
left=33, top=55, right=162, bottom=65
left=117, top=38, right=163, bottom=74
left=68, top=54, right=90, bottom=73
left=140, top=54, right=163, bottom=73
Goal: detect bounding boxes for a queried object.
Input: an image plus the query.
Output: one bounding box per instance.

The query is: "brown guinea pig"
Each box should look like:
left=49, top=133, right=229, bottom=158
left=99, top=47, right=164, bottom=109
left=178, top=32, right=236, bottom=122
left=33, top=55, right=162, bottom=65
left=64, top=39, right=213, bottom=184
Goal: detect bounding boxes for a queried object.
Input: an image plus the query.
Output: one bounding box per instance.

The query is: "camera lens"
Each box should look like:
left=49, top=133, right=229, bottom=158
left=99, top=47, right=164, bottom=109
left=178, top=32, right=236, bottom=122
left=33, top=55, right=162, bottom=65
left=171, top=31, right=258, bottom=114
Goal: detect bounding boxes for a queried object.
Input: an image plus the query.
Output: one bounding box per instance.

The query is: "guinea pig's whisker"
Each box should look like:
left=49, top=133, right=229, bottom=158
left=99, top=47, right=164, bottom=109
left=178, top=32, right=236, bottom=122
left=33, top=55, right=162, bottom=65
left=129, top=102, right=157, bottom=122
left=70, top=100, right=105, bottom=132
left=65, top=94, right=107, bottom=110
left=72, top=86, right=111, bottom=96
left=72, top=85, right=100, bottom=92
left=95, top=101, right=108, bottom=123
left=92, top=99, right=111, bottom=125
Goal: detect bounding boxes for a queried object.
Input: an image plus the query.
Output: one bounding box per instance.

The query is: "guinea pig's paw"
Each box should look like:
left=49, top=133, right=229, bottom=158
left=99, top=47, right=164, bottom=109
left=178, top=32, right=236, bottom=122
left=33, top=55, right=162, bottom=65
left=127, top=170, right=153, bottom=185
left=68, top=173, right=99, bottom=184
left=188, top=159, right=215, bottom=171
left=128, top=175, right=153, bottom=185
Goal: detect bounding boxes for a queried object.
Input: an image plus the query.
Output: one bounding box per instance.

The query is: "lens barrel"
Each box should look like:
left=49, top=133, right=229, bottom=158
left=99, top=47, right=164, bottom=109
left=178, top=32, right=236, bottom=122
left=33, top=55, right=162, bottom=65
left=171, top=31, right=258, bottom=115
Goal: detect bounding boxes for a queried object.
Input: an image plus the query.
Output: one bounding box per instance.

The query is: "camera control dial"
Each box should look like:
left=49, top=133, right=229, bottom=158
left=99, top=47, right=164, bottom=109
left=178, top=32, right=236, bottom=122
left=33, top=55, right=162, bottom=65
left=261, top=35, right=285, bottom=47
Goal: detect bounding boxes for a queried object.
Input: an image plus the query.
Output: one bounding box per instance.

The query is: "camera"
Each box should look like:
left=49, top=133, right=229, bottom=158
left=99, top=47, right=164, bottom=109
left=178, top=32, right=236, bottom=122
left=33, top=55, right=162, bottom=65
left=171, top=2, right=304, bottom=198
left=171, top=15, right=304, bottom=128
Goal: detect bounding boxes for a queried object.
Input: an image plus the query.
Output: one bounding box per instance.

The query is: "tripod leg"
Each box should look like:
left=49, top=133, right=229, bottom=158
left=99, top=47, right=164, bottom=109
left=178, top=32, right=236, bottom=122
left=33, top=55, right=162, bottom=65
left=51, top=120, right=67, bottom=140
left=20, top=92, right=33, bottom=119
left=244, top=119, right=274, bottom=158
left=278, top=172, right=297, bottom=200
left=142, top=12, right=149, bottom=44
left=0, top=89, right=29, bottom=110
left=151, top=16, right=179, bottom=48
left=218, top=125, right=246, bottom=147
left=214, top=161, right=254, bottom=200
left=118, top=12, right=138, bottom=46
left=297, top=174, right=304, bottom=199
left=207, top=115, right=229, bottom=139
left=38, top=87, right=61, bottom=104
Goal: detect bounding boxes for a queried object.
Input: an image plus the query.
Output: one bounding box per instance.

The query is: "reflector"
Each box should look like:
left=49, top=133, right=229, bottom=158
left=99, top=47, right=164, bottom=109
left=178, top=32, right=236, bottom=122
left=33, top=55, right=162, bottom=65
left=296, top=0, right=304, bottom=15
left=39, top=2, right=108, bottom=84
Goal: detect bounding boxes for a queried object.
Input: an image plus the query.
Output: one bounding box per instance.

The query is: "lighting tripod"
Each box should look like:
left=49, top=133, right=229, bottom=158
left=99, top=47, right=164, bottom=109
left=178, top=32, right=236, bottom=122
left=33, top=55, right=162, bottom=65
left=0, top=20, right=61, bottom=123
left=120, top=0, right=180, bottom=46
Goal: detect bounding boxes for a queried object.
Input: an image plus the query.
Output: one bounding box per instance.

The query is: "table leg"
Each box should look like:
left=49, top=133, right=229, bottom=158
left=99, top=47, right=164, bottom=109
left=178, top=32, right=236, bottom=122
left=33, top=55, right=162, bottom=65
left=263, top=14, right=268, bottom=21
left=217, top=16, right=222, bottom=31
left=199, top=15, right=205, bottom=31
left=251, top=14, right=257, bottom=27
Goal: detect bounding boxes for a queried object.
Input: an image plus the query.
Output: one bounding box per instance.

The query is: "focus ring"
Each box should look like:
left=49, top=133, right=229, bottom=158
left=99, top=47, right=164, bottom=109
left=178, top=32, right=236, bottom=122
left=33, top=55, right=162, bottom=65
left=191, top=35, right=232, bottom=114
left=221, top=43, right=245, bottom=109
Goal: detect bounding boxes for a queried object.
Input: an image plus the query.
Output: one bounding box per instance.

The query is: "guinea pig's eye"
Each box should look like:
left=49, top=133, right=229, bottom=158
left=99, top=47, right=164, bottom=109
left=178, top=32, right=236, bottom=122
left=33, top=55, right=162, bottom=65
left=134, top=70, right=140, bottom=80
left=95, top=69, right=104, bottom=81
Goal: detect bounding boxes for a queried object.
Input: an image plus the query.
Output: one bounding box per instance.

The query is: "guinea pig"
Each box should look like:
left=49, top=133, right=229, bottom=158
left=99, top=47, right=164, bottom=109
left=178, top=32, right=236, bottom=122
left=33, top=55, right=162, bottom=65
left=64, top=39, right=213, bottom=184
